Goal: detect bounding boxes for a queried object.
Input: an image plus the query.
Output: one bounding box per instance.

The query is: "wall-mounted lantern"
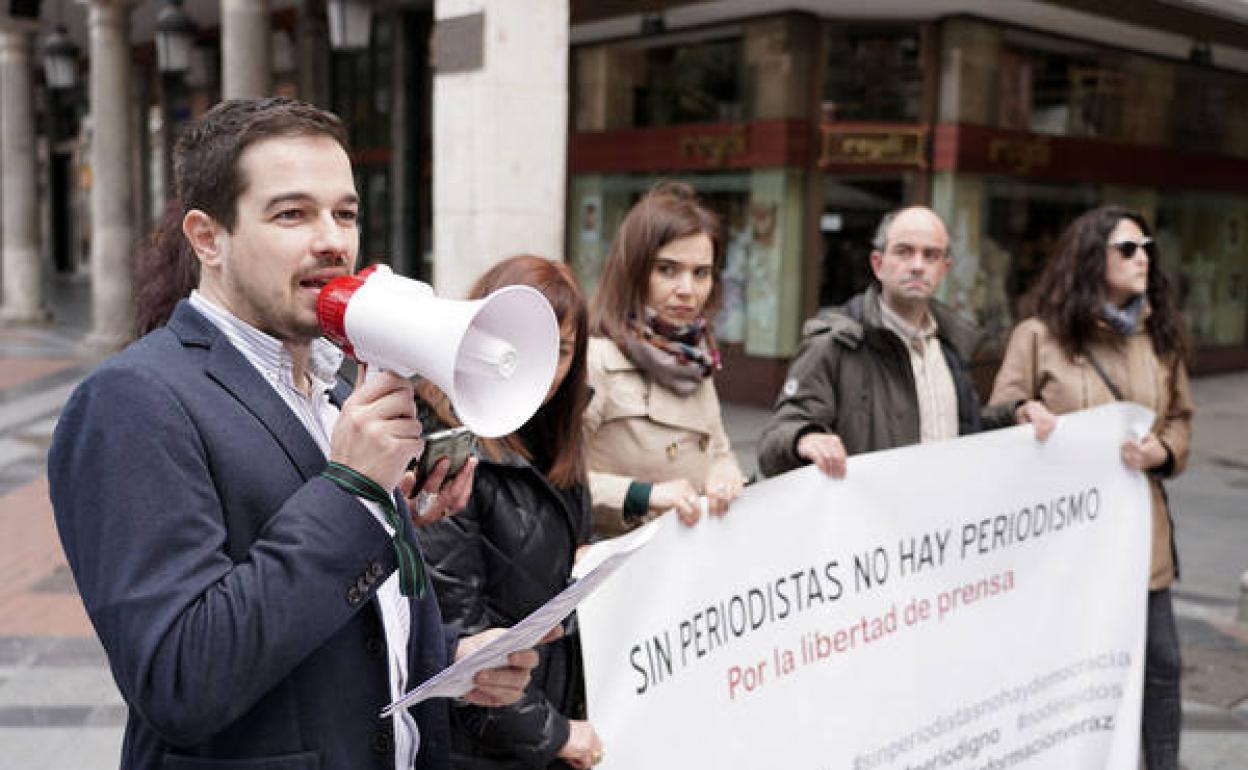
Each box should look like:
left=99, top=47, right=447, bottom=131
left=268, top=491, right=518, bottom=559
left=42, top=24, right=78, bottom=89
left=327, top=0, right=373, bottom=51
left=155, top=0, right=197, bottom=75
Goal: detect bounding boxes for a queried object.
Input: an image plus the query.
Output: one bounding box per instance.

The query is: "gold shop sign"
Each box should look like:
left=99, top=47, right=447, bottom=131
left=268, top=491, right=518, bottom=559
left=820, top=126, right=927, bottom=168
left=987, top=136, right=1052, bottom=174
left=680, top=126, right=748, bottom=167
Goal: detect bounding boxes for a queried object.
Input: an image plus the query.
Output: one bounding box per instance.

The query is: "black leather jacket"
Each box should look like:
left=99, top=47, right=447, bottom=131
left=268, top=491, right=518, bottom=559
left=417, top=448, right=592, bottom=770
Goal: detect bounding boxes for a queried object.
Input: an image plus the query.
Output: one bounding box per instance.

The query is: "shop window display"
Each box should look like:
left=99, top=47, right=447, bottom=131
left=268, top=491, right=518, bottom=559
left=1155, top=196, right=1248, bottom=346
left=981, top=181, right=1100, bottom=346
left=331, top=19, right=393, bottom=264
left=979, top=183, right=1248, bottom=349
left=571, top=32, right=745, bottom=131
left=568, top=171, right=804, bottom=354
left=998, top=30, right=1247, bottom=156
left=1002, top=46, right=1122, bottom=139
left=817, top=177, right=913, bottom=308
left=635, top=37, right=744, bottom=126
left=822, top=26, right=923, bottom=122
left=1171, top=66, right=1234, bottom=155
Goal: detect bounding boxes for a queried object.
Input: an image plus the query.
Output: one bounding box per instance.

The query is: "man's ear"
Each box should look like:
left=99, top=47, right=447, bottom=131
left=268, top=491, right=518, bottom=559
left=868, top=249, right=883, bottom=278
left=183, top=209, right=224, bottom=266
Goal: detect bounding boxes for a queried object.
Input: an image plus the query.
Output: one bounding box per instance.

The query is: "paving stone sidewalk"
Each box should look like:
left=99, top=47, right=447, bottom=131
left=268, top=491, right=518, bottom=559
left=0, top=322, right=124, bottom=770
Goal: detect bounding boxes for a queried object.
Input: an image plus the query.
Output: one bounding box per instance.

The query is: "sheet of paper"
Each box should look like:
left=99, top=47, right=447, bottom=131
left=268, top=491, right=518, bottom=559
left=381, top=518, right=664, bottom=716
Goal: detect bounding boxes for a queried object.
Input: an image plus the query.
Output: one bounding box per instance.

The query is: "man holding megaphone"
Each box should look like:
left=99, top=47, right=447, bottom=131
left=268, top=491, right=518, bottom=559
left=49, top=98, right=556, bottom=770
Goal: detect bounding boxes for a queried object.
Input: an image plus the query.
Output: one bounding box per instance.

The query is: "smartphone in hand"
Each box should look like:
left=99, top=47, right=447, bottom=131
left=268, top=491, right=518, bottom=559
left=413, top=426, right=477, bottom=481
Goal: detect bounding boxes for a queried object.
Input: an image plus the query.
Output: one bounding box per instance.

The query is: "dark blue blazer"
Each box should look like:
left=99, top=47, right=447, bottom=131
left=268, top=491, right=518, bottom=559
left=49, top=301, right=454, bottom=770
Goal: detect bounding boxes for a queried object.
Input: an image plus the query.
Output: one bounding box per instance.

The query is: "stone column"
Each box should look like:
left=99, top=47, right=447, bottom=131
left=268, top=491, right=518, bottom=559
left=433, top=0, right=568, bottom=298
left=573, top=43, right=643, bottom=133
left=744, top=14, right=815, bottom=122
left=937, top=18, right=1001, bottom=125
left=85, top=0, right=137, bottom=351
left=222, top=0, right=272, bottom=99
left=0, top=26, right=49, bottom=323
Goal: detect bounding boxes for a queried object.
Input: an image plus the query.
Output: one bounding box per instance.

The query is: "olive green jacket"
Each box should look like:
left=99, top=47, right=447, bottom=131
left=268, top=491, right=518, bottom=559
left=758, top=285, right=1015, bottom=478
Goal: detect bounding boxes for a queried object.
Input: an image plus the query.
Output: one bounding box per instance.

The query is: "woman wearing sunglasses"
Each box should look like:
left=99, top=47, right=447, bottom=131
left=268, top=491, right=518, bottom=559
left=990, top=204, right=1194, bottom=770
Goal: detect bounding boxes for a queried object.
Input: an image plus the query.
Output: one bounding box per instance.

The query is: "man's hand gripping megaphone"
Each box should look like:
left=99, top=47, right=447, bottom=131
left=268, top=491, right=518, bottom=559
left=316, top=265, right=560, bottom=524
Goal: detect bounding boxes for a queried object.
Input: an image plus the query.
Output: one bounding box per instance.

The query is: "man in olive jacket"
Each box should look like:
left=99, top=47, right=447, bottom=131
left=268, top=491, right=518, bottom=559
left=758, top=206, right=1014, bottom=478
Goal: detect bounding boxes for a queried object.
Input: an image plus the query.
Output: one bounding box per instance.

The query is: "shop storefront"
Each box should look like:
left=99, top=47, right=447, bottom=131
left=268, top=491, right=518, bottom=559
left=133, top=5, right=435, bottom=282
left=570, top=11, right=1248, bottom=404
left=329, top=9, right=433, bottom=280
left=816, top=128, right=927, bottom=307
left=569, top=16, right=816, bottom=401
left=933, top=18, right=1248, bottom=372
left=568, top=15, right=937, bottom=402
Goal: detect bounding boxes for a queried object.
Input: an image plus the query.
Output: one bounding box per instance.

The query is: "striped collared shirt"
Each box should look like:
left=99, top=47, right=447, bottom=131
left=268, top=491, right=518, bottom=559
left=188, top=291, right=420, bottom=769
left=878, top=299, right=960, bottom=443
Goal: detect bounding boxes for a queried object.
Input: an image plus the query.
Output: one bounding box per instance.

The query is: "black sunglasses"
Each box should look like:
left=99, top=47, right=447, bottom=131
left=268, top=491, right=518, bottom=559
left=1110, top=239, right=1156, bottom=259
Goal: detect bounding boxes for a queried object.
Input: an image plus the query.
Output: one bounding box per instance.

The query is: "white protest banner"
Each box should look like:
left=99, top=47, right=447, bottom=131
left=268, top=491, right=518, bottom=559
left=577, top=402, right=1156, bottom=770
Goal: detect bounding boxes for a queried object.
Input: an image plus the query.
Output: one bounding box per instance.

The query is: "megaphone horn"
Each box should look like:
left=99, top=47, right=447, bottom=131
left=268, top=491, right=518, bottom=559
left=317, top=265, right=560, bottom=438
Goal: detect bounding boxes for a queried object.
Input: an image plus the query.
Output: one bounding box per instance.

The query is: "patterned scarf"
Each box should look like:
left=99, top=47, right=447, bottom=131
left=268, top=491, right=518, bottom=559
left=620, top=307, right=721, bottom=396
left=1102, top=294, right=1145, bottom=336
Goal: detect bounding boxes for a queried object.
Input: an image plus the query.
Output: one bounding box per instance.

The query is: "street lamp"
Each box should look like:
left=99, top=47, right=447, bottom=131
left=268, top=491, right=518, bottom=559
left=272, top=28, right=296, bottom=74
left=155, top=0, right=197, bottom=75
left=327, top=0, right=373, bottom=51
left=42, top=24, right=79, bottom=90
left=8, top=0, right=41, bottom=20
left=184, top=43, right=216, bottom=89
left=640, top=12, right=666, bottom=36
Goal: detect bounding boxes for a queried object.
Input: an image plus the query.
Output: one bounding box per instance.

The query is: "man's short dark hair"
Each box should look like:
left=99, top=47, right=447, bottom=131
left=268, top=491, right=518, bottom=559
left=173, top=97, right=350, bottom=232
left=132, top=98, right=350, bottom=338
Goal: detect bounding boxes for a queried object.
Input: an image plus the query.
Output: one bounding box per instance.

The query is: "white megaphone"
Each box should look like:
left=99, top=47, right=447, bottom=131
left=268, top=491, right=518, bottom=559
left=317, top=265, right=559, bottom=438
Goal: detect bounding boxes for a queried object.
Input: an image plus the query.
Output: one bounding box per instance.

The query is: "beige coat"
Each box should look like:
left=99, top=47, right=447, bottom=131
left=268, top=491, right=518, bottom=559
left=990, top=316, right=1194, bottom=589
left=585, top=336, right=741, bottom=537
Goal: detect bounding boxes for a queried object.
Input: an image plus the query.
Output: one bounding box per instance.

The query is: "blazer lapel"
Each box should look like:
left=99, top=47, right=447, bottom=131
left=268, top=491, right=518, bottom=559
left=169, top=302, right=329, bottom=482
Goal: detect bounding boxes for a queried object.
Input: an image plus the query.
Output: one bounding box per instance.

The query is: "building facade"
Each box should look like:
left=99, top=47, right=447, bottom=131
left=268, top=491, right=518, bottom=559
left=2, top=1, right=1247, bottom=406
left=568, top=3, right=1248, bottom=402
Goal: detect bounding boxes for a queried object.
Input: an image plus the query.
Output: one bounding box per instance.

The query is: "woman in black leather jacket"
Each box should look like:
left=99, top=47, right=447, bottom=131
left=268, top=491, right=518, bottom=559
left=417, top=256, right=605, bottom=770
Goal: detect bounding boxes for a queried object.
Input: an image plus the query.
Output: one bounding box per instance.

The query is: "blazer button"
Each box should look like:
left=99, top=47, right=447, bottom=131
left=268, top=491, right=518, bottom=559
left=365, top=635, right=385, bottom=660
left=346, top=586, right=362, bottom=606
left=368, top=561, right=385, bottom=579
left=371, top=730, right=393, bottom=755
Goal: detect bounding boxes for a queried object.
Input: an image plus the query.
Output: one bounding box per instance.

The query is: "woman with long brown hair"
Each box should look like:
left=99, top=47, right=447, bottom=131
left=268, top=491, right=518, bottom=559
left=585, top=181, right=745, bottom=535
left=131, top=200, right=200, bottom=338
left=991, top=204, right=1194, bottom=770
left=416, top=255, right=604, bottom=770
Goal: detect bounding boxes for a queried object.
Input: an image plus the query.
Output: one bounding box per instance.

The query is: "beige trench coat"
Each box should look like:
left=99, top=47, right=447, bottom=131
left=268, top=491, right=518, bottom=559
left=584, top=336, right=741, bottom=537
left=990, top=316, right=1194, bottom=589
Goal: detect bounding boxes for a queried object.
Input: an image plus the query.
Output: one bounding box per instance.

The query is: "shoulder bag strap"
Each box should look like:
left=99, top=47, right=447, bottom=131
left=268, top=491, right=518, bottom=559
left=1084, top=352, right=1125, bottom=401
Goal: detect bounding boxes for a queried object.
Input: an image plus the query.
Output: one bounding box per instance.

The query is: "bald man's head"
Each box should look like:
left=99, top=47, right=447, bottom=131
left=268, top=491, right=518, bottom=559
left=869, top=206, right=952, bottom=321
